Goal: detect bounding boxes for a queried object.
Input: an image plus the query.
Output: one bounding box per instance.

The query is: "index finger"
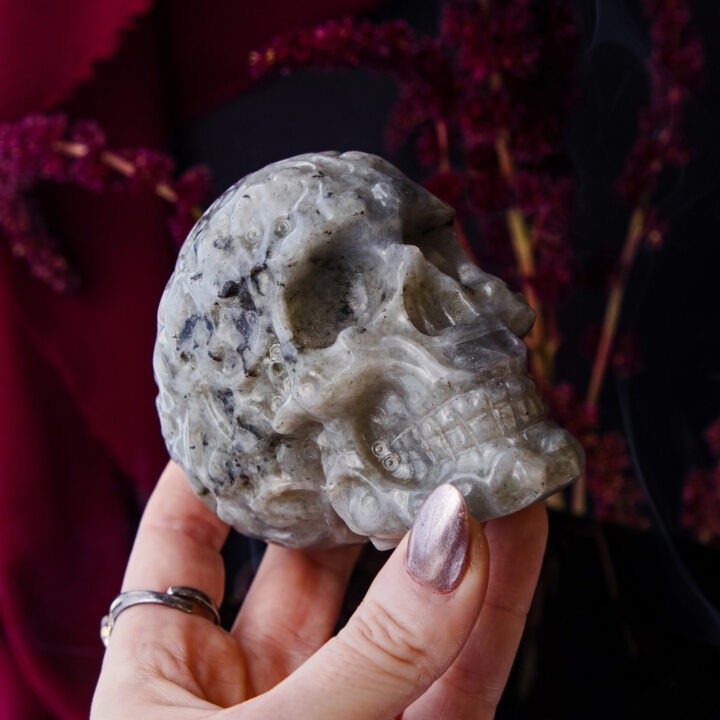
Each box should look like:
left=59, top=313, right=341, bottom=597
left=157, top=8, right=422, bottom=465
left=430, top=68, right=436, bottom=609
left=121, top=460, right=230, bottom=606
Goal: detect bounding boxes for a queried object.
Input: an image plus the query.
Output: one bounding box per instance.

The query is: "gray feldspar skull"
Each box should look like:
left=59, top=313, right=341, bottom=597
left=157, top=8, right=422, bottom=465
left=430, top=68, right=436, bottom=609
left=154, top=151, right=583, bottom=549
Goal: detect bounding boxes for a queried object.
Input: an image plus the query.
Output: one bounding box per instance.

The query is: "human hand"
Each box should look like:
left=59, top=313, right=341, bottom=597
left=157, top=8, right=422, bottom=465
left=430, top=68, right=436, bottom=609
left=91, top=461, right=547, bottom=720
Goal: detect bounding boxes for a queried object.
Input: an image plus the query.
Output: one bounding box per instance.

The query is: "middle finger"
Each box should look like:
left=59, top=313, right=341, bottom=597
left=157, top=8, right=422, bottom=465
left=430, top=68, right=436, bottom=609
left=403, top=502, right=549, bottom=719
left=232, top=542, right=362, bottom=694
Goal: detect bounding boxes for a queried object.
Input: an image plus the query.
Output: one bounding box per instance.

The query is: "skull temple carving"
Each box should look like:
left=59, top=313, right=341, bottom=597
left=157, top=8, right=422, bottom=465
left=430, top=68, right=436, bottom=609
left=154, top=151, right=583, bottom=549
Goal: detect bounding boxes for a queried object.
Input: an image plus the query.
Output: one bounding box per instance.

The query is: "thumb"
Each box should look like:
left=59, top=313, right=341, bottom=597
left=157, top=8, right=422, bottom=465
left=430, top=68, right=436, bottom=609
left=236, top=484, right=489, bottom=720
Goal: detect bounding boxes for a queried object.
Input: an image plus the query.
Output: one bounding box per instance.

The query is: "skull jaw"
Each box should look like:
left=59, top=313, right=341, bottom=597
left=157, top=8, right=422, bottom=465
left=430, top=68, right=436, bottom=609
left=321, top=372, right=585, bottom=549
left=444, top=424, right=584, bottom=521
left=325, top=424, right=582, bottom=550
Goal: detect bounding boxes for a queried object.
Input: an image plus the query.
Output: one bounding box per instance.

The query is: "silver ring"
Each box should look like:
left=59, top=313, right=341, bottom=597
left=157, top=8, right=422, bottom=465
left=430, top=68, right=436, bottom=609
left=100, top=586, right=221, bottom=647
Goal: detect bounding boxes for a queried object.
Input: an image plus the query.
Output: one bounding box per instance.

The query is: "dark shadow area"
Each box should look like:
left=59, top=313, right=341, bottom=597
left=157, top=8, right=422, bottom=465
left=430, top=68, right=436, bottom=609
left=179, top=0, right=720, bottom=716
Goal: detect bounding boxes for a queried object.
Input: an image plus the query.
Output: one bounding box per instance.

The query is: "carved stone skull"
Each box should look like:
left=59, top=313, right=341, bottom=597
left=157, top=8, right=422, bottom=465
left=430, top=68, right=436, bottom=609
left=154, top=151, right=583, bottom=549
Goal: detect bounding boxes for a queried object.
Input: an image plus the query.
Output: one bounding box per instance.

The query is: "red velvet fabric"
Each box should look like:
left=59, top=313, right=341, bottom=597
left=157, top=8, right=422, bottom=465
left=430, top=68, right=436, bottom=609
left=0, top=0, right=153, bottom=122
left=0, top=1, right=379, bottom=716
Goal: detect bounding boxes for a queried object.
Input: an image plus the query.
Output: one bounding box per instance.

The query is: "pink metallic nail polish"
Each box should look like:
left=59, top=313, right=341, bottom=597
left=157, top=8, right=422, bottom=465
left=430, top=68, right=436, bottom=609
left=406, top=484, right=469, bottom=593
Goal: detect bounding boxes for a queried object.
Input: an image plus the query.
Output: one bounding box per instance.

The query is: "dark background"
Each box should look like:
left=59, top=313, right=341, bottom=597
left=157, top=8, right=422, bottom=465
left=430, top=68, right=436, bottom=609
left=1, top=0, right=718, bottom=716
left=176, top=1, right=720, bottom=717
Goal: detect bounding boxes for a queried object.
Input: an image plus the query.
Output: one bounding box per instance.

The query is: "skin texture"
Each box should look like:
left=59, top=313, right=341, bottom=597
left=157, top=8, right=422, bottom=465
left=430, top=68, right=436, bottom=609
left=91, top=461, right=548, bottom=720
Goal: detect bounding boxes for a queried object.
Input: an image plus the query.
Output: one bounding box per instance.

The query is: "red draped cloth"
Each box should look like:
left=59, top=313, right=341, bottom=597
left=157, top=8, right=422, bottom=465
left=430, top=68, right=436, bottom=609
left=0, top=1, right=378, bottom=716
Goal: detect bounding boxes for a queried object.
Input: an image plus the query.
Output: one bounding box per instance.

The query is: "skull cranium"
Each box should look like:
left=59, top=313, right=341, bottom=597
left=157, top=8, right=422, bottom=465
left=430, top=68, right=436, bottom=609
left=154, top=151, right=583, bottom=549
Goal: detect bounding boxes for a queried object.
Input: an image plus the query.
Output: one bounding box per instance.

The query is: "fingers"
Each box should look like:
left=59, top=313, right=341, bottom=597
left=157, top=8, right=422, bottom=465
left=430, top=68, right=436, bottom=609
left=122, top=461, right=230, bottom=600
left=225, top=485, right=490, bottom=720
left=468, top=502, right=548, bottom=711
left=93, top=462, right=244, bottom=713
left=405, top=502, right=549, bottom=719
left=232, top=542, right=362, bottom=694
left=105, top=461, right=230, bottom=650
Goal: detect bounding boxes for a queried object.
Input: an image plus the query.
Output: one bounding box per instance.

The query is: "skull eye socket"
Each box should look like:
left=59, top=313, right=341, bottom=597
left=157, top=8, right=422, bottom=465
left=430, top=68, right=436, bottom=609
left=401, top=221, right=481, bottom=335
left=406, top=222, right=460, bottom=281
left=403, top=265, right=478, bottom=336
left=284, top=251, right=379, bottom=349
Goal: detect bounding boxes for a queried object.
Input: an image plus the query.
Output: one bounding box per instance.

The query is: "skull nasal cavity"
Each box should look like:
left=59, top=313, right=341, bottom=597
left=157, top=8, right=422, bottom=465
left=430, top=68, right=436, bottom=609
left=285, top=253, right=369, bottom=349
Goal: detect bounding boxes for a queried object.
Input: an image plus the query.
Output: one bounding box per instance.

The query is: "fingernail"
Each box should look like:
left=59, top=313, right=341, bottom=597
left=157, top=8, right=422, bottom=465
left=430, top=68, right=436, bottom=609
left=406, top=484, right=469, bottom=593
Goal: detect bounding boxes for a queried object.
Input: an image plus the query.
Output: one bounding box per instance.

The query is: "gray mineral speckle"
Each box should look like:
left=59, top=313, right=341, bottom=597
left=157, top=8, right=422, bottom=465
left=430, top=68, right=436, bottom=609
left=154, top=151, right=583, bottom=549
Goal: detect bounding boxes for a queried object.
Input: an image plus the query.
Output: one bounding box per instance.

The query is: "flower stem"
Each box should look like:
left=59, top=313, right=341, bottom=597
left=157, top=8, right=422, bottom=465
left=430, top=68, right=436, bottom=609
left=452, top=216, right=479, bottom=265
left=434, top=119, right=480, bottom=265
left=53, top=141, right=180, bottom=204
left=496, top=131, right=555, bottom=384
left=506, top=206, right=555, bottom=383
left=586, top=201, right=648, bottom=408
left=573, top=200, right=648, bottom=515
left=435, top=118, right=451, bottom=172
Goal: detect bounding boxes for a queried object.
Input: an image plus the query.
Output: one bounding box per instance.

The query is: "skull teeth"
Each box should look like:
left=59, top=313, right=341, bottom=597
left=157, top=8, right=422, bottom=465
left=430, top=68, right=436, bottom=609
left=386, top=379, right=545, bottom=465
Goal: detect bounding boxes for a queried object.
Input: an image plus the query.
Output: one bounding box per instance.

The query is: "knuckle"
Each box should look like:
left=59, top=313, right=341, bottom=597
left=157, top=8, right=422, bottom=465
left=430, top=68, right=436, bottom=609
left=134, top=636, right=190, bottom=683
left=245, top=621, right=318, bottom=668
left=342, top=599, right=437, bottom=689
left=445, top=664, right=505, bottom=709
left=485, top=596, right=530, bottom=622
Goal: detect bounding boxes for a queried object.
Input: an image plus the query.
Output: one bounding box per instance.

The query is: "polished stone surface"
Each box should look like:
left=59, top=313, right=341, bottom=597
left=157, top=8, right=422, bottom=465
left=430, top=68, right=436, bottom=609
left=154, top=151, right=583, bottom=548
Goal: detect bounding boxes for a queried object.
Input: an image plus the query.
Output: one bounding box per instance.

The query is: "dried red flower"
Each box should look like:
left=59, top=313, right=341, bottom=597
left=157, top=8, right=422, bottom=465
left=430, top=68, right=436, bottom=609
left=167, top=166, right=213, bottom=246
left=66, top=120, right=109, bottom=191
left=681, top=415, right=720, bottom=545
left=423, top=170, right=469, bottom=216
left=441, top=0, right=541, bottom=83
left=705, top=418, right=720, bottom=457
left=0, top=113, right=210, bottom=291
left=0, top=194, right=78, bottom=292
left=544, top=382, right=649, bottom=527
left=618, top=0, right=703, bottom=205
left=682, top=466, right=720, bottom=546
